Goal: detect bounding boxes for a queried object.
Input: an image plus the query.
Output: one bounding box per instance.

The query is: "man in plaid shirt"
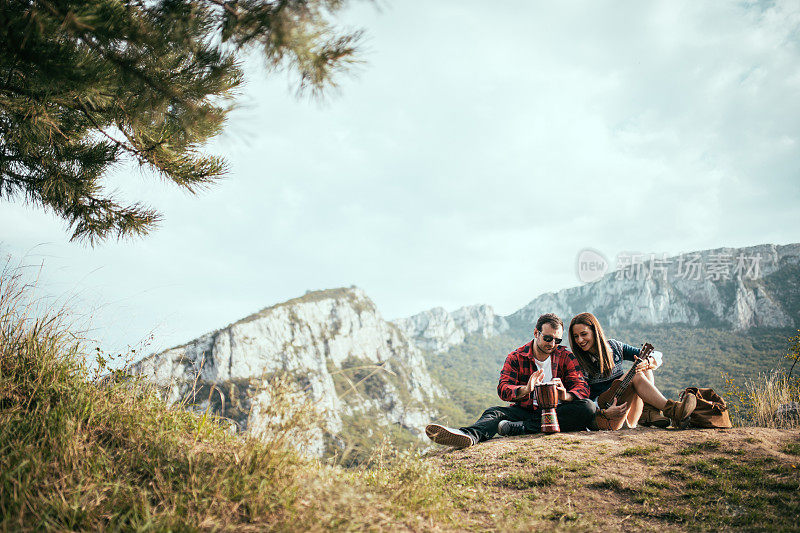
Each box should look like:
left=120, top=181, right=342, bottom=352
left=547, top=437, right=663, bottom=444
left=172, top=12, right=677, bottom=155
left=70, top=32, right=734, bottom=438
left=426, top=313, right=595, bottom=448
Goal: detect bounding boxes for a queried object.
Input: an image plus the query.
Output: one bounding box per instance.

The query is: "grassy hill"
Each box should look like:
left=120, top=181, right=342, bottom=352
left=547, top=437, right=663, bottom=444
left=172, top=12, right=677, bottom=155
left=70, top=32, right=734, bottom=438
left=425, top=325, right=796, bottom=426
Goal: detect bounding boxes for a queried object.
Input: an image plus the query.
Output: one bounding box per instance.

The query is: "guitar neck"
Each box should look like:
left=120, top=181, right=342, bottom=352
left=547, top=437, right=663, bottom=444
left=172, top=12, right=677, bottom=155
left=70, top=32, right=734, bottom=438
left=613, top=364, right=639, bottom=400
left=613, top=345, right=652, bottom=401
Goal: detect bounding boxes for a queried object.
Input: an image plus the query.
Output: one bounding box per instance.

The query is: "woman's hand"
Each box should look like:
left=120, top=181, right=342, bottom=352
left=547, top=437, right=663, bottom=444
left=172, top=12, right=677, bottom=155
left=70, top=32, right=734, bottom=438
left=600, top=398, right=628, bottom=419
left=636, top=350, right=663, bottom=373
left=635, top=359, right=655, bottom=373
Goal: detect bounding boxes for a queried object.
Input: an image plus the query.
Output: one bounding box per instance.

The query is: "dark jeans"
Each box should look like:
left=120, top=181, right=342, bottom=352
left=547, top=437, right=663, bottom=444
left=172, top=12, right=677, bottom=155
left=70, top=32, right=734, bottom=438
left=459, top=399, right=596, bottom=443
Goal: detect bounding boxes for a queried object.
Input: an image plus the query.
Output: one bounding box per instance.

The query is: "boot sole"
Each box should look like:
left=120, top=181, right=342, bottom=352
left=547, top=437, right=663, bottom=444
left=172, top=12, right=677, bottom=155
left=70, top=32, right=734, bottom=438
left=425, top=424, right=473, bottom=448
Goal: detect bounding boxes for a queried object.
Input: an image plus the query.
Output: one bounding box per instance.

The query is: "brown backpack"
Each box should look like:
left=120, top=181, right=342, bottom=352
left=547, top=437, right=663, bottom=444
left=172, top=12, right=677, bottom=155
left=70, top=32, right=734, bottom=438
left=680, top=387, right=732, bottom=429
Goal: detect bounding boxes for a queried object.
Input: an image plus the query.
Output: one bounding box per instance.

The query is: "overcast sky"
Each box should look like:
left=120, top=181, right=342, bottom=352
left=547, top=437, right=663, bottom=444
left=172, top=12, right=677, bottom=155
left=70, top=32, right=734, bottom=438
left=3, top=0, right=799, bottom=357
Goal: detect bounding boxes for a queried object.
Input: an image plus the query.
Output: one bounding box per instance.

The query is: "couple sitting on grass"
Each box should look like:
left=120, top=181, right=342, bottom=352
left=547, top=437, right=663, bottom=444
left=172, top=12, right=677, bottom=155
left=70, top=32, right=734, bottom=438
left=426, top=312, right=697, bottom=448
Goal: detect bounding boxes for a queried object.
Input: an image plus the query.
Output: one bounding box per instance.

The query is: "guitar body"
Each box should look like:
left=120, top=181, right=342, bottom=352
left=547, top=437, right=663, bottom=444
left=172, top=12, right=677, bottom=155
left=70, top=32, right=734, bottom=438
left=595, top=380, right=638, bottom=430
left=590, top=343, right=654, bottom=431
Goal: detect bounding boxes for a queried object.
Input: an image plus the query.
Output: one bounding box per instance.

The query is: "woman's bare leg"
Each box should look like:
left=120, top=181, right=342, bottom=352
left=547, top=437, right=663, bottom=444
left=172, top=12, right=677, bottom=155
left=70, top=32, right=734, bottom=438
left=626, top=394, right=644, bottom=426
left=631, top=371, right=669, bottom=410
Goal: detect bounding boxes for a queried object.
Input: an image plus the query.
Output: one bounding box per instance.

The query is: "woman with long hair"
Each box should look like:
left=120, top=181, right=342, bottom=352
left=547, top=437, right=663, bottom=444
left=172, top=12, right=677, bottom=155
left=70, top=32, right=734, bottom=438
left=568, top=312, right=695, bottom=429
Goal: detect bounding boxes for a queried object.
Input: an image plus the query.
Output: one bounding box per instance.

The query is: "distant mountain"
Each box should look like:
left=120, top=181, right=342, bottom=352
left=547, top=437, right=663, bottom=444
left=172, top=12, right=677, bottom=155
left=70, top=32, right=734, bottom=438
left=509, top=243, right=799, bottom=331
left=133, top=287, right=449, bottom=461
left=393, top=304, right=509, bottom=353
left=398, top=244, right=799, bottom=354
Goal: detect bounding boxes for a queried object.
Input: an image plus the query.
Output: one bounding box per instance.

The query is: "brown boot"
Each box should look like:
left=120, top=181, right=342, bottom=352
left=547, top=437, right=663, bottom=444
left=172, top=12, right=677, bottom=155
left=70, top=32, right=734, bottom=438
left=639, top=402, right=670, bottom=428
left=662, top=395, right=697, bottom=428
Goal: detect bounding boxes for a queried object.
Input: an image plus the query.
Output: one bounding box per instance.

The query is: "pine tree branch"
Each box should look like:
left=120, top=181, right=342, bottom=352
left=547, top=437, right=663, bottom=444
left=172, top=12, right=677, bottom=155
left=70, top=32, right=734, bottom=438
left=0, top=0, right=363, bottom=243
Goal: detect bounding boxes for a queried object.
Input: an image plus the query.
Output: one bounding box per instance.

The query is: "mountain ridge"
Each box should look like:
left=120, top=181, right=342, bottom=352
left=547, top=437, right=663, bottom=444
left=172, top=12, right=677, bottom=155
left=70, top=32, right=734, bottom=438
left=132, top=286, right=449, bottom=460
left=398, top=243, right=800, bottom=355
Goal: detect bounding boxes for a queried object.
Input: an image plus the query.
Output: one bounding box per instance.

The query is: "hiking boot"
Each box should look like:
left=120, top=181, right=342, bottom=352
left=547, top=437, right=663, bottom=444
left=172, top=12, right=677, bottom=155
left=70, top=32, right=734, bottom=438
left=425, top=424, right=476, bottom=448
left=662, top=395, right=697, bottom=428
left=497, top=420, right=526, bottom=437
left=639, top=402, right=670, bottom=428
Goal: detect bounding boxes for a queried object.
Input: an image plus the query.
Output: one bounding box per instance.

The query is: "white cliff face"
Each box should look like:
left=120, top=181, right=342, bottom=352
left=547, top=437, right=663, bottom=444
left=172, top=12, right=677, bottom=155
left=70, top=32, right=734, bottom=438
left=133, top=287, right=443, bottom=457
left=394, top=304, right=509, bottom=353
left=510, top=243, right=799, bottom=331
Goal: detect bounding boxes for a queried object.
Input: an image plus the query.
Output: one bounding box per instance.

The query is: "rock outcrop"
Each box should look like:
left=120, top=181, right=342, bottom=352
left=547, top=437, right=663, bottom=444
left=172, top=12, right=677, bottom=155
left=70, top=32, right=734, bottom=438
left=133, top=287, right=443, bottom=457
left=394, top=304, right=510, bottom=353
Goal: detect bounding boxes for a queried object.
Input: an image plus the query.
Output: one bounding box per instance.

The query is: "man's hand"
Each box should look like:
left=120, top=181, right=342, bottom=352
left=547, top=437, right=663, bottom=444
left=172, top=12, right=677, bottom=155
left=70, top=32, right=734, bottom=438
left=550, top=377, right=573, bottom=402
left=517, top=369, right=544, bottom=399
left=600, top=397, right=628, bottom=419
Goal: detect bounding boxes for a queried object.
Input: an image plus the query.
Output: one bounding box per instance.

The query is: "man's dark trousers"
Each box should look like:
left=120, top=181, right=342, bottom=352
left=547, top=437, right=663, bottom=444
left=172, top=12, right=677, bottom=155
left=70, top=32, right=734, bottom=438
left=459, top=399, right=596, bottom=443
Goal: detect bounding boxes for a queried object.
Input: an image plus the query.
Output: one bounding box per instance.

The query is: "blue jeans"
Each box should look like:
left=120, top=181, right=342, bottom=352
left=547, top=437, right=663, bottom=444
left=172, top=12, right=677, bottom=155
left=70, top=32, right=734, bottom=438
left=459, top=399, right=596, bottom=443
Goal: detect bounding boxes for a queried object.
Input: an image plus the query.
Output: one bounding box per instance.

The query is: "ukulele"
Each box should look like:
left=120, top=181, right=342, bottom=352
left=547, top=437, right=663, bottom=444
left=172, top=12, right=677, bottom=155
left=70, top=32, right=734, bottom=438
left=595, top=343, right=654, bottom=430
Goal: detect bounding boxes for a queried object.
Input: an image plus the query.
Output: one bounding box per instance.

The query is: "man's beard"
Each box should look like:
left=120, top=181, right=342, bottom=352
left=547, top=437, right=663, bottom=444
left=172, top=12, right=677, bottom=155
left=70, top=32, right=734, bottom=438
left=536, top=340, right=553, bottom=354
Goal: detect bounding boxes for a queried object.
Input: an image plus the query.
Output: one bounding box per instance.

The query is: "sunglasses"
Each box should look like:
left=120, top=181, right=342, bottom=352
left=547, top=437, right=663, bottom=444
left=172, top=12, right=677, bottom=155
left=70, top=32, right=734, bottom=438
left=540, top=334, right=562, bottom=344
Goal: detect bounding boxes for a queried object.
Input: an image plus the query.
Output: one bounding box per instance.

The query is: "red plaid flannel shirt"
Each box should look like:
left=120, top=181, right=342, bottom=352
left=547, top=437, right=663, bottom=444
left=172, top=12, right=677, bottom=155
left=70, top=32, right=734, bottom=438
left=497, top=341, right=590, bottom=410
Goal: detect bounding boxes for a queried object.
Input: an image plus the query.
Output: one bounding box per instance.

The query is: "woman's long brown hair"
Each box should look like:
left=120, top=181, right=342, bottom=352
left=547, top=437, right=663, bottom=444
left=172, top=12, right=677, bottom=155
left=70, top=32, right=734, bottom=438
left=569, top=312, right=614, bottom=378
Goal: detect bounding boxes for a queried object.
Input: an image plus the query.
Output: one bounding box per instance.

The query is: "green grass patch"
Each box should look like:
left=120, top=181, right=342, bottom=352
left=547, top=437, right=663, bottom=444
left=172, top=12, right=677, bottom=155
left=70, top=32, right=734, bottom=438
left=640, top=443, right=800, bottom=530
left=443, top=466, right=482, bottom=486
left=678, top=439, right=722, bottom=455
left=497, top=466, right=564, bottom=489
left=590, top=477, right=624, bottom=490
left=563, top=458, right=598, bottom=472
left=782, top=442, right=800, bottom=455
left=498, top=450, right=520, bottom=459
left=543, top=508, right=581, bottom=522
left=690, top=459, right=723, bottom=478
left=620, top=444, right=660, bottom=456
left=644, top=478, right=670, bottom=489
left=660, top=467, right=690, bottom=480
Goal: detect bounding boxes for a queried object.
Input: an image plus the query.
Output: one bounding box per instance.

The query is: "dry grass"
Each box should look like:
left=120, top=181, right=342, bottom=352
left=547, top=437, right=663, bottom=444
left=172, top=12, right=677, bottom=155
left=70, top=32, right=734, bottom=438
left=743, top=372, right=800, bottom=428
left=725, top=370, right=800, bottom=429
left=722, top=332, right=800, bottom=429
